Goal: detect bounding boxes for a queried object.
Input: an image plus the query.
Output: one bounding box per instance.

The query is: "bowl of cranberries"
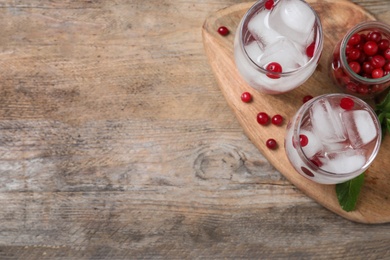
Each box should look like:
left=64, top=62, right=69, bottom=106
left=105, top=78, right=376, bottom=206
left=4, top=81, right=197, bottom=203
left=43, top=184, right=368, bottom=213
left=330, top=21, right=390, bottom=98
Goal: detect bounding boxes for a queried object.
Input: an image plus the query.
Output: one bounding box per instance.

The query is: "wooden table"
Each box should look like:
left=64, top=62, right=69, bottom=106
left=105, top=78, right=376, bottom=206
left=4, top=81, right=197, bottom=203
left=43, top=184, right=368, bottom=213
left=0, top=0, right=389, bottom=259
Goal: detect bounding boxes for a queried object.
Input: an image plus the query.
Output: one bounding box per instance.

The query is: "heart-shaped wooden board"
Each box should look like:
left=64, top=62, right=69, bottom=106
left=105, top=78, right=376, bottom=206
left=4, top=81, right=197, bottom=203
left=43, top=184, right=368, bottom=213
left=202, top=0, right=390, bottom=224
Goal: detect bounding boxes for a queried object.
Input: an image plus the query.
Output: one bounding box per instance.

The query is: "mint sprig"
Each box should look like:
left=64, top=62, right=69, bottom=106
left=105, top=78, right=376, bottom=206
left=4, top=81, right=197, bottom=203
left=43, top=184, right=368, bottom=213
left=336, top=173, right=364, bottom=212
left=336, top=91, right=389, bottom=212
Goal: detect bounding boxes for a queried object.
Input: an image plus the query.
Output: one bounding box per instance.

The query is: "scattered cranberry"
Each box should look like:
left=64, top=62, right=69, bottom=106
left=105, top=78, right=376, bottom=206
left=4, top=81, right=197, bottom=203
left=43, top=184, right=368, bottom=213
left=241, top=92, right=252, bottom=103
left=364, top=41, right=378, bottom=56
left=264, top=0, right=274, bottom=10
left=306, top=42, right=315, bottom=58
left=302, top=95, right=313, bottom=103
left=271, top=114, right=283, bottom=125
left=257, top=112, right=270, bottom=125
left=217, top=26, right=229, bottom=36
left=266, top=138, right=277, bottom=149
left=340, top=97, right=354, bottom=110
left=299, top=134, right=309, bottom=147
left=266, top=62, right=282, bottom=79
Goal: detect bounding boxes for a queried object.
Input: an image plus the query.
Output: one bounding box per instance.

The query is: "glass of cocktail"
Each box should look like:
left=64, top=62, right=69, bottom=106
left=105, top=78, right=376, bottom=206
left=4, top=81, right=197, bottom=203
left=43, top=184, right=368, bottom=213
left=285, top=93, right=381, bottom=184
left=234, top=0, right=323, bottom=94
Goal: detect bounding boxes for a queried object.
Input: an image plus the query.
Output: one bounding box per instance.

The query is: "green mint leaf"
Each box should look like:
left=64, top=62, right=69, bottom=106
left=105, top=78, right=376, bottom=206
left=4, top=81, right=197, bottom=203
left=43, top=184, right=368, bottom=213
left=376, top=91, right=390, bottom=112
left=375, top=92, right=390, bottom=139
left=336, top=173, right=365, bottom=212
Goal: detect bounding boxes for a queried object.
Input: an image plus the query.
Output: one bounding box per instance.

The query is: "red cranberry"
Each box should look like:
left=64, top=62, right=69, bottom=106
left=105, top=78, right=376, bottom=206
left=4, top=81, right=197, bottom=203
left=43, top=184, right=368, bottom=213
left=384, top=48, right=390, bottom=60
left=265, top=0, right=274, bottom=10
left=378, top=39, right=390, bottom=51
left=346, top=82, right=357, bottom=93
left=371, top=55, right=386, bottom=69
left=360, top=33, right=367, bottom=42
left=341, top=75, right=351, bottom=85
left=348, top=61, right=361, bottom=74
left=367, top=31, right=382, bottom=43
left=362, top=61, right=374, bottom=74
left=299, top=134, right=308, bottom=147
left=266, top=138, right=277, bottom=149
left=372, top=68, right=384, bottom=79
left=384, top=62, right=390, bottom=72
left=348, top=33, right=361, bottom=46
left=306, top=42, right=315, bottom=58
left=257, top=112, right=270, bottom=125
left=355, top=42, right=365, bottom=51
left=357, top=85, right=369, bottom=95
left=346, top=44, right=352, bottom=54
left=266, top=62, right=282, bottom=79
left=348, top=48, right=361, bottom=61
left=310, top=156, right=323, bottom=167
left=271, top=114, right=283, bottom=126
left=241, top=92, right=252, bottom=103
left=217, top=26, right=229, bottom=36
left=364, top=41, right=378, bottom=56
left=301, top=167, right=314, bottom=177
left=340, top=97, right=354, bottom=110
left=302, top=95, right=313, bottom=103
left=357, top=51, right=367, bottom=63
left=371, top=84, right=383, bottom=93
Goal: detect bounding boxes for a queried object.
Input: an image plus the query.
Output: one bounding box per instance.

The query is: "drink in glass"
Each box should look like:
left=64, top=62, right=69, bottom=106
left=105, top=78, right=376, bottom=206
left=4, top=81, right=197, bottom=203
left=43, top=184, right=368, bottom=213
left=234, top=0, right=323, bottom=94
left=285, top=94, right=381, bottom=184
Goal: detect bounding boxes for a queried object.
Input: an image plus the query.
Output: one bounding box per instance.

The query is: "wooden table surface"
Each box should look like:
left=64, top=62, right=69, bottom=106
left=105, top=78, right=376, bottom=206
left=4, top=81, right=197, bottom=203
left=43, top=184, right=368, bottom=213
left=0, top=0, right=389, bottom=259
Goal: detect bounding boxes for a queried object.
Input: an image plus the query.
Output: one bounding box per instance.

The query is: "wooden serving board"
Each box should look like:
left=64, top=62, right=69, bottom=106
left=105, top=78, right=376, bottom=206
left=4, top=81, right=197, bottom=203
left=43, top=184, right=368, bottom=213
left=202, top=0, right=390, bottom=224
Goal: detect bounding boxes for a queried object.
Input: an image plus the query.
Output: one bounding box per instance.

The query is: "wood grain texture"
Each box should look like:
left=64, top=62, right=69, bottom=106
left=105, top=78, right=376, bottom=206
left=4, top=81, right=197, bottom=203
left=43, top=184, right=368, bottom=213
left=202, top=0, right=390, bottom=224
left=0, top=0, right=389, bottom=259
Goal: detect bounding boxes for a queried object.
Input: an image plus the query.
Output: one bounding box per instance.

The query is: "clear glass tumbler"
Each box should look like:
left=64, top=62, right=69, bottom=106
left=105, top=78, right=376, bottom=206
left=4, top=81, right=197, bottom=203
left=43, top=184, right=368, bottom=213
left=234, top=0, right=323, bottom=94
left=329, top=21, right=390, bottom=98
left=285, top=93, right=381, bottom=184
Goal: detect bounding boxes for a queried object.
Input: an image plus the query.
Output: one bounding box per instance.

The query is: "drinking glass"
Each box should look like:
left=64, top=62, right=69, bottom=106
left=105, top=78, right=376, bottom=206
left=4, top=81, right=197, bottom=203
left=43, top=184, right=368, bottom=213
left=285, top=93, right=381, bottom=184
left=234, top=0, right=323, bottom=94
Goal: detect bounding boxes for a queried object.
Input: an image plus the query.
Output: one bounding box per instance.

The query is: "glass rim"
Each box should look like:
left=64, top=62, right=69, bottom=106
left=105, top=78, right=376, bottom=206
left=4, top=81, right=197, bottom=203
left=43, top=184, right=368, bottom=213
left=340, top=21, right=390, bottom=84
left=238, top=0, right=324, bottom=76
left=292, top=93, right=382, bottom=178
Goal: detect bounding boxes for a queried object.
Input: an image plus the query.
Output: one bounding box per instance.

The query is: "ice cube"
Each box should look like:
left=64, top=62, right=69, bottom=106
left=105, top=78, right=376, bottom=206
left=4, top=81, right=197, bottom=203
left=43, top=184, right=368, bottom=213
left=300, top=129, right=323, bottom=158
left=244, top=41, right=264, bottom=65
left=323, top=141, right=349, bottom=153
left=248, top=9, right=283, bottom=48
left=320, top=149, right=366, bottom=174
left=310, top=99, right=346, bottom=143
left=259, top=38, right=306, bottom=71
left=269, top=0, right=316, bottom=46
left=342, top=110, right=378, bottom=149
